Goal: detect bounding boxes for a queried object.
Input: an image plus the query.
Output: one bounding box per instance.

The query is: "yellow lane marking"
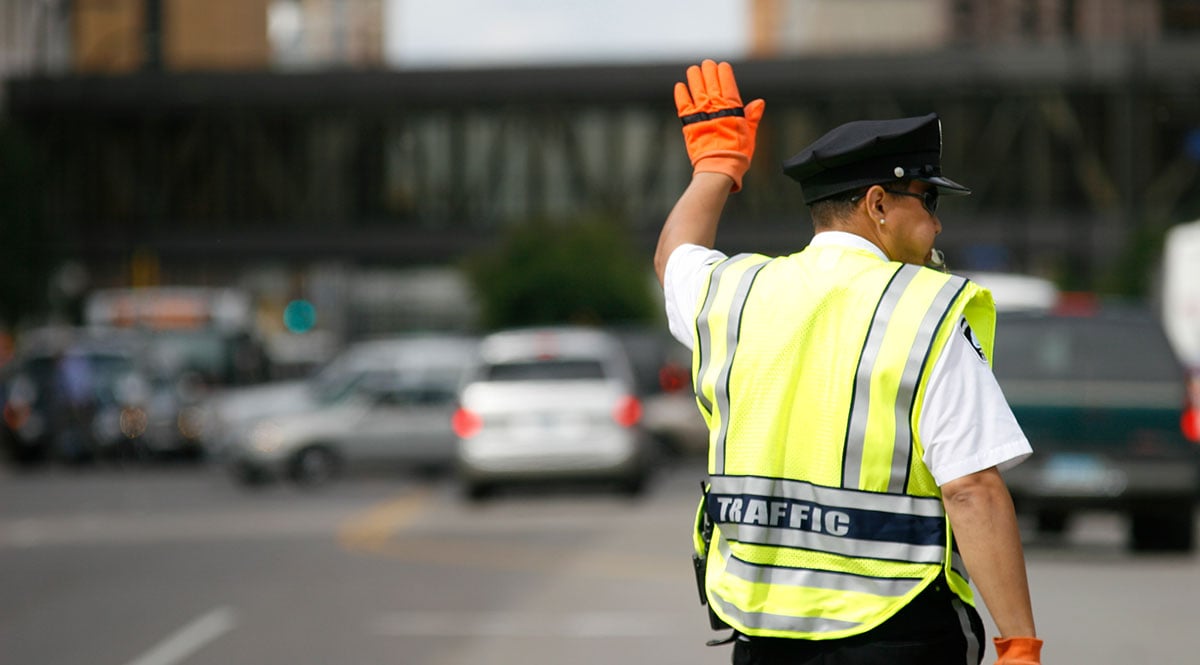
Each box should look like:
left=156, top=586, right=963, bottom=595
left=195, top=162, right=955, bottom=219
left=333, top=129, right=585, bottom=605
left=337, top=488, right=433, bottom=552
left=337, top=489, right=686, bottom=581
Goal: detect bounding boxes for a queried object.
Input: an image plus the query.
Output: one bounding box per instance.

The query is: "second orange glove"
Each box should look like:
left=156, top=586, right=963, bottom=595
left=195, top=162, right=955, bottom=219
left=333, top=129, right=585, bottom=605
left=994, top=636, right=1043, bottom=665
left=674, top=60, right=765, bottom=192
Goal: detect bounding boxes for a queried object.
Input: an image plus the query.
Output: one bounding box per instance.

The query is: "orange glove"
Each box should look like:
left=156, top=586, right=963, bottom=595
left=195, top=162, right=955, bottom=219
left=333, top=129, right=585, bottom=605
left=674, top=59, right=765, bottom=192
left=994, top=636, right=1043, bottom=664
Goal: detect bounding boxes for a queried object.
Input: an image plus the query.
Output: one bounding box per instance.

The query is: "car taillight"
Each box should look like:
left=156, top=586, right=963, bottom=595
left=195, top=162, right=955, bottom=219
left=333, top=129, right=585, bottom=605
left=613, top=395, right=642, bottom=428
left=1185, top=374, right=1200, bottom=443
left=658, top=362, right=689, bottom=393
left=1184, top=409, right=1200, bottom=443
left=452, top=407, right=483, bottom=439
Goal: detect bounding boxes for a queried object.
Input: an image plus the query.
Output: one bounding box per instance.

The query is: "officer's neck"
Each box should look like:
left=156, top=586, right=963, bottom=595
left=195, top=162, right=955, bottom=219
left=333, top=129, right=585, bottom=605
left=821, top=215, right=895, bottom=261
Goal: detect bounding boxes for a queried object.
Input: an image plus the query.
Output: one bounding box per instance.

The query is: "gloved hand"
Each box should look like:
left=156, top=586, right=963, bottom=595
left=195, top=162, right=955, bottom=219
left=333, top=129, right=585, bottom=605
left=994, top=636, right=1043, bottom=664
left=674, top=59, right=765, bottom=192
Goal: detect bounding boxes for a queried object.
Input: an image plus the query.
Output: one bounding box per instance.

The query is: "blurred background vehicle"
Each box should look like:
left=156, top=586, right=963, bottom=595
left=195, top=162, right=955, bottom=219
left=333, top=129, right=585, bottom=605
left=221, top=334, right=478, bottom=487
left=453, top=326, right=656, bottom=499
left=85, top=287, right=271, bottom=386
left=80, top=287, right=273, bottom=461
left=201, top=334, right=461, bottom=459
left=960, top=271, right=1060, bottom=313
left=0, top=326, right=151, bottom=466
left=994, top=301, right=1200, bottom=552
left=1161, top=219, right=1200, bottom=444
left=610, top=326, right=707, bottom=459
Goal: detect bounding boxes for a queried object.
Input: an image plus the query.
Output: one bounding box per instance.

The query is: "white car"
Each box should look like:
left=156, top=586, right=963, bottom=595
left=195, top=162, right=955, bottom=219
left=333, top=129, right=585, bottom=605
left=223, top=334, right=478, bottom=486
left=453, top=326, right=655, bottom=498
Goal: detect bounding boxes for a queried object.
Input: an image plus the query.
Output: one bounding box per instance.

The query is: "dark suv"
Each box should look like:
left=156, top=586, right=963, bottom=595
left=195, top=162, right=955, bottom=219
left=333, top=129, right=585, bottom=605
left=994, top=303, right=1200, bottom=552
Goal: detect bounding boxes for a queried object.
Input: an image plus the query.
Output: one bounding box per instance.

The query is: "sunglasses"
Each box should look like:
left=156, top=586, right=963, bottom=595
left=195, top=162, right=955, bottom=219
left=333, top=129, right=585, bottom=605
left=850, top=187, right=939, bottom=215
left=883, top=188, right=939, bottom=215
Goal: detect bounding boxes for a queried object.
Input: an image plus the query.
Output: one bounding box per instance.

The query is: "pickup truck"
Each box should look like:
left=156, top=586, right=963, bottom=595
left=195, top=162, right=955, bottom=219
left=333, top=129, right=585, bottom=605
left=993, top=302, right=1200, bottom=552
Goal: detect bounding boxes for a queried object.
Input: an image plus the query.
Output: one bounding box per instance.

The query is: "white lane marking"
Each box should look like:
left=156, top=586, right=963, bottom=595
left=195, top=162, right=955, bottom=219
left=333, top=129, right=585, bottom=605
left=0, top=509, right=361, bottom=549
left=122, top=607, right=238, bottom=665
left=370, top=611, right=684, bottom=638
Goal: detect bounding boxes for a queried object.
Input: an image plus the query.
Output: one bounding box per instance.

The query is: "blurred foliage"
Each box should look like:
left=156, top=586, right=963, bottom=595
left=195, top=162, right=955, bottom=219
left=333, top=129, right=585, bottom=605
left=463, top=215, right=658, bottom=330
left=0, top=122, right=53, bottom=328
left=1106, top=222, right=1168, bottom=299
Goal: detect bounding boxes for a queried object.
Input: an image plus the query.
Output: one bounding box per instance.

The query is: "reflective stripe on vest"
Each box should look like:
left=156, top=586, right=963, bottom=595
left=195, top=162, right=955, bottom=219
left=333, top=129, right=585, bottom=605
left=709, top=536, right=927, bottom=635
left=693, top=254, right=771, bottom=475
left=707, top=474, right=946, bottom=564
left=843, top=265, right=968, bottom=492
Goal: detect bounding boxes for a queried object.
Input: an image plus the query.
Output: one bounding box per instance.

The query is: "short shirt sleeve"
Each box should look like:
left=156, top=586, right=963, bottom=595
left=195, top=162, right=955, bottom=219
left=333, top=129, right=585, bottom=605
left=918, top=317, right=1033, bottom=486
left=663, top=244, right=728, bottom=350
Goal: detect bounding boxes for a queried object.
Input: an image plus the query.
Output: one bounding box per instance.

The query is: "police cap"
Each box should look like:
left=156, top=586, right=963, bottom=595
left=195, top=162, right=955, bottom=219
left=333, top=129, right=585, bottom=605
left=782, top=113, right=970, bottom=205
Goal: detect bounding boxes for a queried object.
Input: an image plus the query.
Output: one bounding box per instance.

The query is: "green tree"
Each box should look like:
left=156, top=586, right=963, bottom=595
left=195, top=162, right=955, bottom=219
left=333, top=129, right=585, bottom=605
left=464, top=215, right=658, bottom=330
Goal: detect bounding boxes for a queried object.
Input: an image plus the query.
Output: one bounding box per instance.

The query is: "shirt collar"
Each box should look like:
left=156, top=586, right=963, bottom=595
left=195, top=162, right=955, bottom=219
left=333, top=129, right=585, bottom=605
left=809, top=231, right=890, bottom=262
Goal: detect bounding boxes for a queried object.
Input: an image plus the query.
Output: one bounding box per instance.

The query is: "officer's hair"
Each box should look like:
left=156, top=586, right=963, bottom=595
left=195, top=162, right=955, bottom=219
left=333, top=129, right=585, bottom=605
left=809, top=180, right=913, bottom=229
left=809, top=187, right=868, bottom=229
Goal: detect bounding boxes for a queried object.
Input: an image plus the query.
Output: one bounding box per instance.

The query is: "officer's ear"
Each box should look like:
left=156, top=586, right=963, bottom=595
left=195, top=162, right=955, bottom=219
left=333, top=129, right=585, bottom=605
left=863, top=185, right=888, bottom=222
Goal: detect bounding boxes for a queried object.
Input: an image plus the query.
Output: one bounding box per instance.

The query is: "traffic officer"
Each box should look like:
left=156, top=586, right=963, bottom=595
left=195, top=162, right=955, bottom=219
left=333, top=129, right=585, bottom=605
left=654, top=60, right=1042, bottom=665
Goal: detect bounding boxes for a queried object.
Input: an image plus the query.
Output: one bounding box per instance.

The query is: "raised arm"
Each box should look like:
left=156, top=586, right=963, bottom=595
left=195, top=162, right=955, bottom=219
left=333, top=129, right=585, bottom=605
left=655, top=59, right=764, bottom=286
left=654, top=172, right=732, bottom=284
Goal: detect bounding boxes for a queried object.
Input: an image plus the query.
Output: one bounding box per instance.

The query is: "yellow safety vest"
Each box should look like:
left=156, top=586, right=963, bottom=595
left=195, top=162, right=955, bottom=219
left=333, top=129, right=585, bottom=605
left=690, top=243, right=996, bottom=640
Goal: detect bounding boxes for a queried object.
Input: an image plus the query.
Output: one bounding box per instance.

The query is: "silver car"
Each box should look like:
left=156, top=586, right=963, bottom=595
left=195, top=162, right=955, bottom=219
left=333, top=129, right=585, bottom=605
left=224, top=334, right=478, bottom=486
left=453, top=326, right=654, bottom=498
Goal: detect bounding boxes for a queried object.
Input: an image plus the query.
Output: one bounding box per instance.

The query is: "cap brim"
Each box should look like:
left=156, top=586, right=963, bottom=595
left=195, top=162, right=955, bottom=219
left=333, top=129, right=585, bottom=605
left=920, top=175, right=971, bottom=196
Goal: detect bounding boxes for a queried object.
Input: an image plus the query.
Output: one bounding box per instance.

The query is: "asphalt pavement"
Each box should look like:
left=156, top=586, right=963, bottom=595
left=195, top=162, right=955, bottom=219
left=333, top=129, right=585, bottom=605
left=1, top=460, right=1197, bottom=665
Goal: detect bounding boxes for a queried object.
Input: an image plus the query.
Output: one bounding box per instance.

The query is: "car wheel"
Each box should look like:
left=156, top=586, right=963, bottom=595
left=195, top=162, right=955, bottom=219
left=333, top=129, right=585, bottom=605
left=1130, top=503, right=1196, bottom=553
left=289, top=446, right=339, bottom=487
left=229, top=461, right=271, bottom=488
left=620, top=472, right=648, bottom=498
left=463, top=482, right=495, bottom=502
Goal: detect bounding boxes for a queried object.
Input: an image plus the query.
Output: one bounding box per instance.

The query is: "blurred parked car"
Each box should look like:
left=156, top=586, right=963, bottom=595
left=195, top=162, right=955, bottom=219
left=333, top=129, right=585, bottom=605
left=994, top=302, right=1200, bottom=551
left=136, top=353, right=211, bottom=460
left=959, top=271, right=1059, bottom=313
left=1, top=327, right=151, bottom=465
left=610, top=325, right=707, bottom=458
left=453, top=326, right=656, bottom=499
left=199, top=379, right=310, bottom=459
left=200, top=334, right=454, bottom=457
left=85, top=287, right=270, bottom=386
left=222, top=334, right=478, bottom=486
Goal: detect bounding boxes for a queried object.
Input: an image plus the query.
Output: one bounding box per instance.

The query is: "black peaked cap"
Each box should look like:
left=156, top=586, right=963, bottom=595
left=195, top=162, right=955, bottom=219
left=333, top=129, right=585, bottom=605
left=782, top=113, right=971, bottom=205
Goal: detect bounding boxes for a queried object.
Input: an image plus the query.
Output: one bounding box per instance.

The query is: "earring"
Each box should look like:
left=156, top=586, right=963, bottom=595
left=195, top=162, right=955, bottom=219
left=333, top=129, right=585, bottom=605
left=879, top=218, right=886, bottom=225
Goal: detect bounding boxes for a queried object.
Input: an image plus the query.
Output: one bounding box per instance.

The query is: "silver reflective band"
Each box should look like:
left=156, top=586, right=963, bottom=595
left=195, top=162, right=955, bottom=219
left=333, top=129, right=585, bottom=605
left=843, top=264, right=919, bottom=488
left=952, top=596, right=981, bottom=665
left=708, top=475, right=945, bottom=518
left=718, top=539, right=925, bottom=598
left=709, top=475, right=947, bottom=564
left=951, top=551, right=970, bottom=583
left=721, top=521, right=946, bottom=564
left=711, top=258, right=769, bottom=475
left=843, top=266, right=968, bottom=491
left=888, top=275, right=967, bottom=492
left=710, top=592, right=864, bottom=635
left=693, top=254, right=770, bottom=475
left=694, top=257, right=739, bottom=418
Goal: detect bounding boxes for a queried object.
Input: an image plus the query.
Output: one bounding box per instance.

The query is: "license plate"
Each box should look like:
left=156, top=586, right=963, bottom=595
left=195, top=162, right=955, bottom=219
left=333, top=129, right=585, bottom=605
left=511, top=413, right=585, bottom=440
left=1040, top=454, right=1127, bottom=496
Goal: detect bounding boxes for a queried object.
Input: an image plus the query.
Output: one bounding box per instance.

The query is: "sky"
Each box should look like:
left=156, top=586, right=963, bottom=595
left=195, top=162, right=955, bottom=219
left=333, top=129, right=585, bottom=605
left=384, top=0, right=748, bottom=68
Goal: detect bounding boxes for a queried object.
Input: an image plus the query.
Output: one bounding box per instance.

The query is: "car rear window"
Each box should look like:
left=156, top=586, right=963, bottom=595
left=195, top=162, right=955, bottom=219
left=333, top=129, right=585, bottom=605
left=484, top=359, right=606, bottom=382
left=993, top=314, right=1182, bottom=382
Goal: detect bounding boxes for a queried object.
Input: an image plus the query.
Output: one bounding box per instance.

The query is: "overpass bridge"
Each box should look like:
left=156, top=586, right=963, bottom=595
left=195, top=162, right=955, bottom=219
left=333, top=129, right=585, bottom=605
left=7, top=43, right=1200, bottom=293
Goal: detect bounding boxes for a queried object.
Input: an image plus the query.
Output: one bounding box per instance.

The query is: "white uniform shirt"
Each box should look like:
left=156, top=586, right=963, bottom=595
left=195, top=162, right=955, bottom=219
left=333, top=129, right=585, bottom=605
left=663, top=232, right=1031, bottom=486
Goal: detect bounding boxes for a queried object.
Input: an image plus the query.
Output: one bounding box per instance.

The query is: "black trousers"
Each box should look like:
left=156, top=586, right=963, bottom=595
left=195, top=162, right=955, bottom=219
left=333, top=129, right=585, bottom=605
left=730, top=579, right=985, bottom=665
